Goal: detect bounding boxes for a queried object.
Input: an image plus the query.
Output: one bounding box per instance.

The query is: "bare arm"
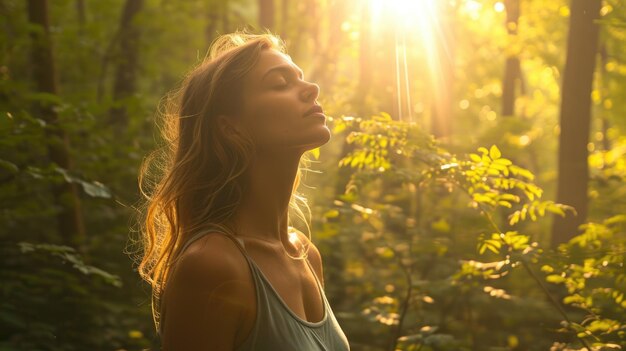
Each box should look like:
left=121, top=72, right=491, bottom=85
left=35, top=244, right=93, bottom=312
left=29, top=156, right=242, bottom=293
left=161, top=235, right=252, bottom=351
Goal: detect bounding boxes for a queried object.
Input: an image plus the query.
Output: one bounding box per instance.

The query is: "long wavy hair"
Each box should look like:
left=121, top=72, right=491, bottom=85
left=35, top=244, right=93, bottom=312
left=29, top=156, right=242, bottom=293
left=136, top=31, right=314, bottom=332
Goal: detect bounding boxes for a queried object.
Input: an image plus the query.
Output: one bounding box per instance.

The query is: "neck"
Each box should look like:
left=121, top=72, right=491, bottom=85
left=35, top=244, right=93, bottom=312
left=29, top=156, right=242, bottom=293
left=229, top=149, right=303, bottom=244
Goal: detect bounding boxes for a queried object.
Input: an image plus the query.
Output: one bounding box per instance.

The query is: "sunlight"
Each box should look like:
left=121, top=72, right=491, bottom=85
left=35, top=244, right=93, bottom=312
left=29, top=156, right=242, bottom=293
left=494, top=1, right=506, bottom=13
left=462, top=0, right=483, bottom=20
left=288, top=228, right=301, bottom=245
left=369, top=0, right=437, bottom=32
left=368, top=0, right=438, bottom=45
left=367, top=0, right=441, bottom=122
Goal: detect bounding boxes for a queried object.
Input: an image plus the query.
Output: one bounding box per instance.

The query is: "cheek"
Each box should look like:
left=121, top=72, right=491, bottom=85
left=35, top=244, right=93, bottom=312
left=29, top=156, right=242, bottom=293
left=243, top=96, right=300, bottom=141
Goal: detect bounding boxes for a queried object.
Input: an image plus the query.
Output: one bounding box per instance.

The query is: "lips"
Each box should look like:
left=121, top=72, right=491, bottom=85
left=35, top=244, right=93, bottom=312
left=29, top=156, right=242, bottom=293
left=304, top=105, right=324, bottom=117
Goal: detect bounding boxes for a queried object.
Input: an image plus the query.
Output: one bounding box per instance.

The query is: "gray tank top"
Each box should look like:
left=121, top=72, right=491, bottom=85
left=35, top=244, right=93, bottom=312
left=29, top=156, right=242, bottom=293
left=172, top=231, right=351, bottom=351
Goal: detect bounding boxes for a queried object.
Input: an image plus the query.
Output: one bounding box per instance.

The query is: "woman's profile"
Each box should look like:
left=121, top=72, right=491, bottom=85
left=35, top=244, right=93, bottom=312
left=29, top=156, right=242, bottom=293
left=137, top=31, right=350, bottom=350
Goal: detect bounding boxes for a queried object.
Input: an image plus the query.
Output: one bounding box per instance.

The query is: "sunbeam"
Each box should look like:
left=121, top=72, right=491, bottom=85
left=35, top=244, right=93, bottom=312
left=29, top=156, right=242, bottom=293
left=367, top=0, right=442, bottom=122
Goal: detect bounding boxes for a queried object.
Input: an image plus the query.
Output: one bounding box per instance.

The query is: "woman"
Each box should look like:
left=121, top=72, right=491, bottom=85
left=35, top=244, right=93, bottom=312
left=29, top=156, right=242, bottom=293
left=138, top=31, right=350, bottom=351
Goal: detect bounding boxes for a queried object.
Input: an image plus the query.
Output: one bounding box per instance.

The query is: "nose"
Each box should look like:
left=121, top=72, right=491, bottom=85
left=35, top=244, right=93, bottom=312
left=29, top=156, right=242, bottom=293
left=301, top=81, right=320, bottom=102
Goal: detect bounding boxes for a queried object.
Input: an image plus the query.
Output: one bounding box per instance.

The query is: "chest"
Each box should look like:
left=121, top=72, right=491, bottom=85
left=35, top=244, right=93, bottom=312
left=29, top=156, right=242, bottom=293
left=251, top=253, right=325, bottom=323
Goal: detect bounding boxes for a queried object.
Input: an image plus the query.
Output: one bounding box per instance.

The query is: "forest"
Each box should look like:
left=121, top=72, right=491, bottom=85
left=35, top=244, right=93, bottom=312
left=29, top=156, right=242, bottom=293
left=1, top=0, right=625, bottom=350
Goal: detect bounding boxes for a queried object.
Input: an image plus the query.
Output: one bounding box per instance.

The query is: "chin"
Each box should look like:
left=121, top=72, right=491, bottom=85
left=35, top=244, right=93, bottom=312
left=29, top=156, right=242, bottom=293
left=277, top=127, right=332, bottom=154
left=307, top=127, right=332, bottom=149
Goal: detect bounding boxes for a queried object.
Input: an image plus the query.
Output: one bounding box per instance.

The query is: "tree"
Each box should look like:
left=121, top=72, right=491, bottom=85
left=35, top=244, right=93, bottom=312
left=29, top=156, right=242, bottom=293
left=599, top=42, right=612, bottom=151
left=551, top=0, right=602, bottom=247
left=308, top=0, right=348, bottom=89
left=501, top=0, right=523, bottom=116
left=259, top=0, right=275, bottom=31
left=205, top=1, right=221, bottom=46
left=280, top=0, right=289, bottom=40
left=27, top=0, right=85, bottom=247
left=109, top=0, right=143, bottom=129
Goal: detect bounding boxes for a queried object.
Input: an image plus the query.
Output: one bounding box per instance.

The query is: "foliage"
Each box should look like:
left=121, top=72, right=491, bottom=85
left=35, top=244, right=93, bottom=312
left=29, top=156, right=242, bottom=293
left=320, top=113, right=626, bottom=350
left=0, top=242, right=150, bottom=351
left=542, top=215, right=626, bottom=348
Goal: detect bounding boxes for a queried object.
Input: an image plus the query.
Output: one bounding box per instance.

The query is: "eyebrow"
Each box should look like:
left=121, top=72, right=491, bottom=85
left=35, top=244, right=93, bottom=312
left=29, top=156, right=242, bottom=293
left=261, top=64, right=304, bottom=81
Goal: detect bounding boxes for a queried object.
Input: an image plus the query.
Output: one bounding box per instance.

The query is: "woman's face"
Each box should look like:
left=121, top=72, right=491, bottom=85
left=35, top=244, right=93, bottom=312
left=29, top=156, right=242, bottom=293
left=230, top=49, right=331, bottom=155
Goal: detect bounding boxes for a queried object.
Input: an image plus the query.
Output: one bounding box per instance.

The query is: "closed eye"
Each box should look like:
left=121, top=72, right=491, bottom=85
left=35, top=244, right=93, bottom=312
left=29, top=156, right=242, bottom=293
left=273, top=81, right=289, bottom=90
left=270, top=74, right=293, bottom=90
left=263, top=64, right=304, bottom=90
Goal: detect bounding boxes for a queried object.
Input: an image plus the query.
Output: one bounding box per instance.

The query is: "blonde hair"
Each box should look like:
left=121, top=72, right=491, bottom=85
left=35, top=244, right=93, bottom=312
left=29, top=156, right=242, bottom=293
left=136, top=31, right=314, bottom=333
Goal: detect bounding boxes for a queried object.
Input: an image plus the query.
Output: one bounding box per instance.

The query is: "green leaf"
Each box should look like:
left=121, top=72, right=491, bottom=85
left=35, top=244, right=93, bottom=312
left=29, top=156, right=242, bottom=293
left=478, top=243, right=487, bottom=255
left=605, top=214, right=626, bottom=225
left=510, top=165, right=535, bottom=180
left=486, top=240, right=501, bottom=254
left=493, top=158, right=512, bottom=166
left=379, top=112, right=392, bottom=120
left=546, top=205, right=565, bottom=217
left=540, top=265, right=554, bottom=273
left=473, top=193, right=496, bottom=205
left=497, top=200, right=512, bottom=208
left=563, top=294, right=585, bottom=305
left=487, top=168, right=500, bottom=176
left=546, top=274, right=566, bottom=284
left=333, top=122, right=346, bottom=134
left=324, top=209, right=339, bottom=218
left=529, top=206, right=537, bottom=221
left=17, top=242, right=122, bottom=287
left=500, top=193, right=520, bottom=202
left=509, top=211, right=520, bottom=225
left=379, top=137, right=388, bottom=148
left=56, top=168, right=111, bottom=199
left=0, top=159, right=18, bottom=174
left=489, top=145, right=501, bottom=160
left=431, top=218, right=451, bottom=233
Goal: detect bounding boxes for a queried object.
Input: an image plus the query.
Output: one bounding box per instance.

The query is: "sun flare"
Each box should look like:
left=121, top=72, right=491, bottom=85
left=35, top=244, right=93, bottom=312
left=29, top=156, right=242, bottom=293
left=367, top=0, right=442, bottom=122
left=368, top=0, right=438, bottom=34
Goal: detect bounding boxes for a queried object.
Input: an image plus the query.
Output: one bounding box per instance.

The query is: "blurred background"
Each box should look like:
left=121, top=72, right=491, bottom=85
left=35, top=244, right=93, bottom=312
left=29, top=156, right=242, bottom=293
left=1, top=0, right=625, bottom=350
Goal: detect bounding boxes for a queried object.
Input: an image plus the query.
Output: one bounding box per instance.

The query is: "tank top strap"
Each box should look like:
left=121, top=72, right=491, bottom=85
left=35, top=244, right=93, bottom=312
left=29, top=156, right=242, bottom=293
left=181, top=229, right=264, bottom=284
left=177, top=229, right=249, bottom=262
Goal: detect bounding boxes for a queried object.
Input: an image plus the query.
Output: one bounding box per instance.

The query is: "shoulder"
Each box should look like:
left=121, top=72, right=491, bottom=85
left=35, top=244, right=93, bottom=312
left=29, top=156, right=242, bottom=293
left=170, top=232, right=250, bottom=290
left=293, top=230, right=324, bottom=287
left=161, top=232, right=254, bottom=350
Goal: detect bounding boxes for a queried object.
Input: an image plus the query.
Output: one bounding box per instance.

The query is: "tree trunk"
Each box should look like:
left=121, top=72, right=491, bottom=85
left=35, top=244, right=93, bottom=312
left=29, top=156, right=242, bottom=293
left=75, top=0, right=86, bottom=31
left=550, top=0, right=601, bottom=247
left=259, top=0, right=274, bottom=31
left=109, top=0, right=143, bottom=129
left=308, top=0, right=347, bottom=90
left=308, top=0, right=321, bottom=57
left=501, top=0, right=521, bottom=117
left=205, top=2, right=220, bottom=46
left=502, top=58, right=521, bottom=116
left=27, top=0, right=85, bottom=247
left=280, top=0, right=289, bottom=40
left=599, top=43, right=611, bottom=151
left=221, top=0, right=231, bottom=34
left=499, top=0, right=522, bottom=230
